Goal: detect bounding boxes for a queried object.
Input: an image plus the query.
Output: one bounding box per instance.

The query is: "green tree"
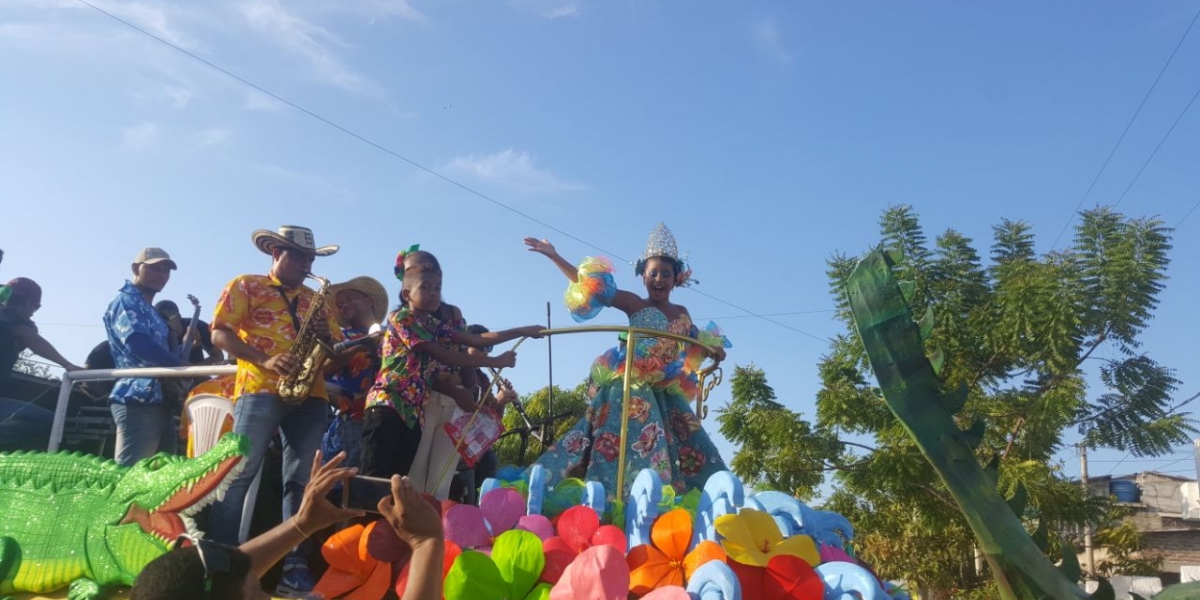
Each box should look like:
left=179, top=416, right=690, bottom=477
left=12, top=350, right=60, bottom=381
left=818, top=205, right=1192, bottom=597
left=716, top=365, right=843, bottom=499
left=494, top=382, right=589, bottom=467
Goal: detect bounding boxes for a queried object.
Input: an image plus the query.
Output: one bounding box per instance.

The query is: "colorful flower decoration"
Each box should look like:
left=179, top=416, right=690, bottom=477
left=542, top=505, right=627, bottom=583
left=443, top=487, right=531, bottom=550
left=714, top=508, right=819, bottom=567
left=727, top=554, right=824, bottom=600
left=444, top=529, right=552, bottom=600
left=313, top=522, right=390, bottom=600
left=550, top=544, right=629, bottom=600
left=565, top=256, right=617, bottom=322
left=627, top=508, right=727, bottom=596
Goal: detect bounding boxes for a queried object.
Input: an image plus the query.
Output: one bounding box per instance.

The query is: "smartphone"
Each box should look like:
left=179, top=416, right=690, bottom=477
left=341, top=475, right=394, bottom=513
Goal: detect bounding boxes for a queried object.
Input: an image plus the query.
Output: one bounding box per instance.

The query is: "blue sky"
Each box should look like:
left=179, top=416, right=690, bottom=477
left=2, top=0, right=1199, bottom=492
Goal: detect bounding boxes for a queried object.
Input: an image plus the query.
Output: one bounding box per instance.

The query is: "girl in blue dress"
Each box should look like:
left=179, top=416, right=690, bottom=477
left=523, top=223, right=731, bottom=500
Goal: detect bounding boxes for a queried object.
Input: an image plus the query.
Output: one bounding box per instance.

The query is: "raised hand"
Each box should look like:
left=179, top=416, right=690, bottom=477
left=523, top=237, right=558, bottom=258
left=378, top=475, right=443, bottom=549
left=295, top=451, right=364, bottom=534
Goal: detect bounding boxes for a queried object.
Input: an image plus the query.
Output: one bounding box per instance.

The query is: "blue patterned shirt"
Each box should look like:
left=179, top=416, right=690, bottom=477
left=104, top=281, right=173, bottom=404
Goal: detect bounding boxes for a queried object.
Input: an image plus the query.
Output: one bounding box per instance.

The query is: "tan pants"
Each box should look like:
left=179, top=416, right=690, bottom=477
left=408, top=391, right=460, bottom=499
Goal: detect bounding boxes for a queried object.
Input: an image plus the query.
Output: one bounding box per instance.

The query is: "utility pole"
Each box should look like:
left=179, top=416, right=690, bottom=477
left=1079, top=444, right=1095, bottom=576
left=544, top=301, right=554, bottom=445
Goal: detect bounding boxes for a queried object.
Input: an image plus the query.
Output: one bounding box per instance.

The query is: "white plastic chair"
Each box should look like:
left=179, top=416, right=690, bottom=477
left=186, top=394, right=233, bottom=456
left=185, top=393, right=262, bottom=544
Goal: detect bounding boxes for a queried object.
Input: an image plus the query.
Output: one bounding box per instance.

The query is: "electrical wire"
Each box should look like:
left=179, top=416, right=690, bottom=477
left=1112, top=81, right=1200, bottom=208
left=73, top=0, right=833, bottom=344
left=1049, top=4, right=1200, bottom=249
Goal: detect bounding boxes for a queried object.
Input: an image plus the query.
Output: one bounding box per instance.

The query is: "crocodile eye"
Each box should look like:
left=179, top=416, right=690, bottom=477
left=145, top=457, right=166, bottom=471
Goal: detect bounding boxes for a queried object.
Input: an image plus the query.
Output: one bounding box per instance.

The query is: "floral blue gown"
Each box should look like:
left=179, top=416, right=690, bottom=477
left=531, top=257, right=730, bottom=501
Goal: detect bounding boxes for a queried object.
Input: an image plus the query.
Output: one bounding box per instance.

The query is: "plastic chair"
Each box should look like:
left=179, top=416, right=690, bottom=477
left=186, top=394, right=233, bottom=457
left=184, top=393, right=262, bottom=544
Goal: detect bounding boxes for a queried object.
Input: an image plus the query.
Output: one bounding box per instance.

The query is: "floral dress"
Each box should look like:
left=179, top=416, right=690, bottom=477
left=532, top=257, right=731, bottom=500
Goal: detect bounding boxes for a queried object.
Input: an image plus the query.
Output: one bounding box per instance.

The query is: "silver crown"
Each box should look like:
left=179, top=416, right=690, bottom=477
left=642, top=222, right=679, bottom=261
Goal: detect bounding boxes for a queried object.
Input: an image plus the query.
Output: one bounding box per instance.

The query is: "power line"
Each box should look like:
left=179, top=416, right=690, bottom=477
left=685, top=288, right=830, bottom=343
left=73, top=0, right=833, bottom=345
left=1112, top=81, right=1200, bottom=208
left=38, top=322, right=105, bottom=329
left=695, top=309, right=836, bottom=321
left=1175, top=197, right=1200, bottom=229
left=1049, top=4, right=1200, bottom=249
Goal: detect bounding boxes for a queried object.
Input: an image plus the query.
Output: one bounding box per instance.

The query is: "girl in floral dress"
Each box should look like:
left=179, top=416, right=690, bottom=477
left=362, top=250, right=542, bottom=480
left=523, top=223, right=731, bottom=500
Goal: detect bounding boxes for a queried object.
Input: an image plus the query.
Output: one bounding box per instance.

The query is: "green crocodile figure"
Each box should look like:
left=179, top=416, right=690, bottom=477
left=0, top=433, right=247, bottom=599
left=846, top=249, right=1200, bottom=600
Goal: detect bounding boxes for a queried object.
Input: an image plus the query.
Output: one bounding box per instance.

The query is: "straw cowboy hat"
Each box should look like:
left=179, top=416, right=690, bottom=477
left=251, top=225, right=339, bottom=257
left=329, top=276, right=389, bottom=323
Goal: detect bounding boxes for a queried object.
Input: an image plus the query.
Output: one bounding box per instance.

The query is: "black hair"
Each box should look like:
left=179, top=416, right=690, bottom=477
left=466, top=324, right=489, bottom=335
left=154, top=300, right=180, bottom=315
left=130, top=544, right=252, bottom=600
left=635, top=256, right=684, bottom=278
left=404, top=250, right=442, bottom=274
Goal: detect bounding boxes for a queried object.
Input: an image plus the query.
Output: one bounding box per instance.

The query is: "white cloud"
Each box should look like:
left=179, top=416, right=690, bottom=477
left=545, top=5, right=579, bottom=19
left=123, top=122, right=158, bottom=148
left=754, top=20, right=794, bottom=65
left=128, top=83, right=193, bottom=108
left=196, top=128, right=229, bottom=147
left=444, top=149, right=585, bottom=195
left=242, top=91, right=285, bottom=112
left=308, top=0, right=426, bottom=24
left=512, top=0, right=581, bottom=20
left=238, top=0, right=379, bottom=95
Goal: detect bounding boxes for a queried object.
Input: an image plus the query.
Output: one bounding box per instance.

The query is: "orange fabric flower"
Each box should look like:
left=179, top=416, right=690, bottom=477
left=627, top=508, right=727, bottom=596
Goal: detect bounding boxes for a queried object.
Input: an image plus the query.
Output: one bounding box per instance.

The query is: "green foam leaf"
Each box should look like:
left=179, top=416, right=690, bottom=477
left=493, top=529, right=545, bottom=600
left=444, top=551, right=504, bottom=600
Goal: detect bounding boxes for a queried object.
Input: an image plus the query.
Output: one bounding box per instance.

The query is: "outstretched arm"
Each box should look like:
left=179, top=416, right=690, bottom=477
left=451, top=325, right=544, bottom=348
left=239, top=451, right=363, bottom=579
left=523, top=238, right=579, bottom=282
left=525, top=236, right=642, bottom=316
left=417, top=341, right=517, bottom=371
left=14, top=325, right=81, bottom=371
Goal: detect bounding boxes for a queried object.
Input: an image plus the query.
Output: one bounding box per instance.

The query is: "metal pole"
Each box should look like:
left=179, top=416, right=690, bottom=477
left=545, top=301, right=554, bottom=446
left=1080, top=444, right=1095, bottom=575
left=48, top=374, right=76, bottom=453
left=47, top=365, right=237, bottom=452
left=614, top=326, right=638, bottom=500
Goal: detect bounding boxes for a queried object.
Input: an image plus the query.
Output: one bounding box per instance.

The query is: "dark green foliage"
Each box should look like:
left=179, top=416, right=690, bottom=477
left=494, top=382, right=589, bottom=467
left=716, top=365, right=843, bottom=499
left=819, top=205, right=1192, bottom=597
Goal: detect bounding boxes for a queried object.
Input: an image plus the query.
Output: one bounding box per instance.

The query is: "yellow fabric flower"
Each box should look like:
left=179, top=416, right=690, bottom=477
left=714, top=508, right=819, bottom=567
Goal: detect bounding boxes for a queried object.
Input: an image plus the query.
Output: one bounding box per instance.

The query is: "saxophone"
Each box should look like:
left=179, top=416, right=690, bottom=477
left=278, top=274, right=333, bottom=404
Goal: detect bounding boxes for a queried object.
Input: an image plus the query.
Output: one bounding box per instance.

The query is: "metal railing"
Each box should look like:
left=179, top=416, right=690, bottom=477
left=48, top=365, right=236, bottom=451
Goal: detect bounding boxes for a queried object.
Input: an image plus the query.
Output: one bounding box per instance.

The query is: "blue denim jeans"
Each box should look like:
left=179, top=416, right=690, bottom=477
left=207, top=393, right=328, bottom=546
left=0, top=397, right=53, bottom=452
left=110, top=402, right=178, bottom=467
left=322, top=415, right=364, bottom=470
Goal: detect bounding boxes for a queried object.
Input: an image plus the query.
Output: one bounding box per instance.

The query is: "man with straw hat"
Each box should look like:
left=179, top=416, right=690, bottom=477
left=208, top=225, right=342, bottom=598
left=322, top=276, right=389, bottom=469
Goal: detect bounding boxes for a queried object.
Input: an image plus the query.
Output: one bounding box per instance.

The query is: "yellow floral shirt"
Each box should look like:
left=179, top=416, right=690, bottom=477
left=211, top=274, right=342, bottom=400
